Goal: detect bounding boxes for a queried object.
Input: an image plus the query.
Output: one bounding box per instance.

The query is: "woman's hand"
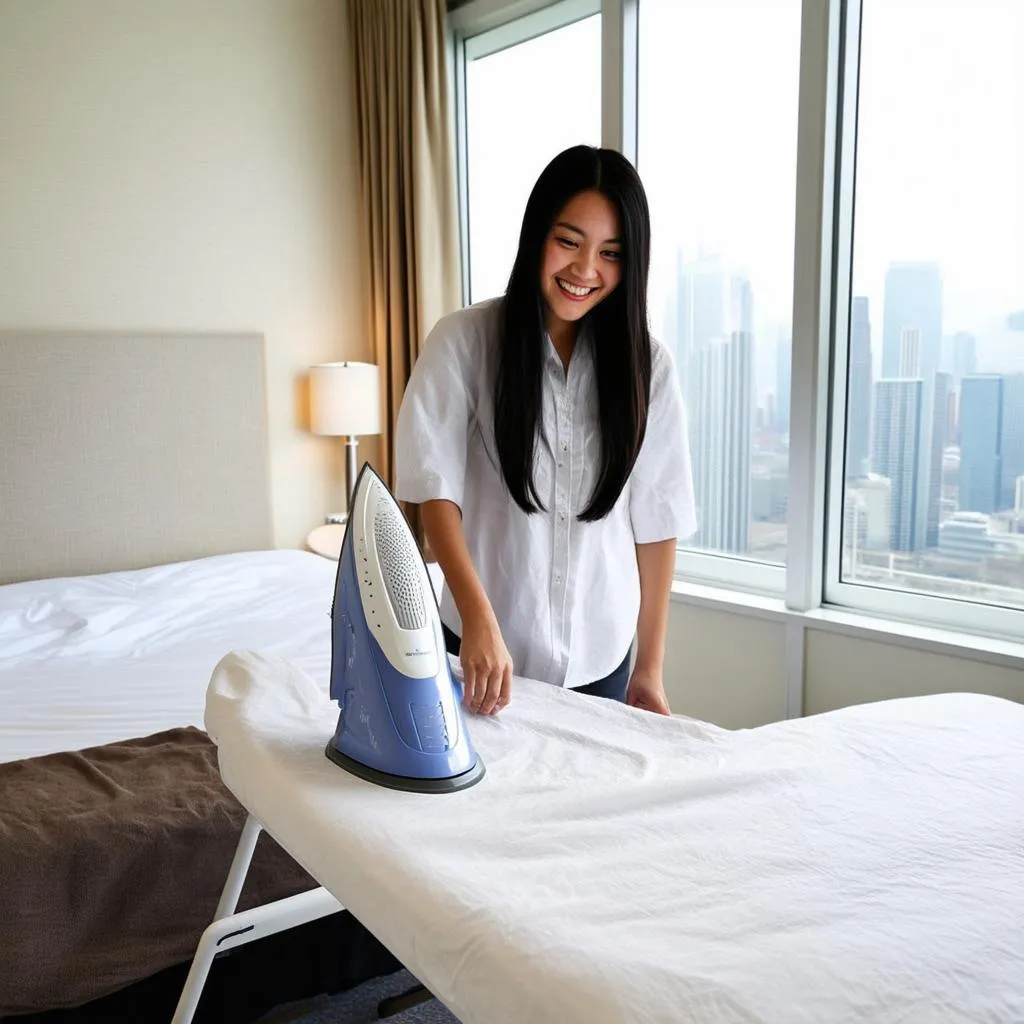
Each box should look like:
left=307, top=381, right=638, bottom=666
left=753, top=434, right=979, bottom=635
left=458, top=608, right=513, bottom=715
left=632, top=539, right=675, bottom=716
left=418, top=499, right=512, bottom=715
left=626, top=665, right=671, bottom=716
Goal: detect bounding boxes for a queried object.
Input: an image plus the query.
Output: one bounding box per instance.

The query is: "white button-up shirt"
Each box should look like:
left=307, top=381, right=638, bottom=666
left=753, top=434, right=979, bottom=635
left=395, top=298, right=696, bottom=688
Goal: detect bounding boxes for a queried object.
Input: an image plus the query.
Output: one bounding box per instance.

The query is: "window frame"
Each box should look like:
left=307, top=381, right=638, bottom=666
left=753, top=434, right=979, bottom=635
left=447, top=0, right=1024, bottom=644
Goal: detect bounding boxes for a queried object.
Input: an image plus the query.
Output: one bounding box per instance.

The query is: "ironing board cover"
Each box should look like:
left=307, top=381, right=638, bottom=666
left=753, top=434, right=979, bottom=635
left=205, top=651, right=1024, bottom=1024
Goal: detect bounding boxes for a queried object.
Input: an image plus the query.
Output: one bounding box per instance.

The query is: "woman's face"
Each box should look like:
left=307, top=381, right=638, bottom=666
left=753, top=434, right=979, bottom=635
left=539, top=190, right=623, bottom=333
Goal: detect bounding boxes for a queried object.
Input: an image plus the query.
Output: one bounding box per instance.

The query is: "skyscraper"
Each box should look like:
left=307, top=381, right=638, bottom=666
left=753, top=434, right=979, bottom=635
left=946, top=388, right=958, bottom=446
left=926, top=372, right=952, bottom=546
left=844, top=474, right=892, bottom=568
left=690, top=331, right=754, bottom=554
left=899, top=328, right=921, bottom=377
left=846, top=297, right=872, bottom=480
left=881, top=263, right=943, bottom=382
left=959, top=375, right=1003, bottom=514
left=674, top=253, right=750, bottom=399
left=873, top=379, right=923, bottom=551
left=882, top=264, right=943, bottom=551
left=952, top=332, right=977, bottom=386
left=938, top=512, right=996, bottom=561
left=675, top=258, right=755, bottom=553
left=999, top=374, right=1024, bottom=511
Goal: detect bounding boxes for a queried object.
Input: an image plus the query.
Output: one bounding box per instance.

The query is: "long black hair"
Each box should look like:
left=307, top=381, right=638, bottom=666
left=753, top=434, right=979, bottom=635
left=494, top=145, right=652, bottom=522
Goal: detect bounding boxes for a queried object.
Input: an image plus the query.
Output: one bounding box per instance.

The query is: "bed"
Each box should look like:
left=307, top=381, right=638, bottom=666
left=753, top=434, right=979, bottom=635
left=0, top=332, right=399, bottom=1020
left=197, top=650, right=1024, bottom=1024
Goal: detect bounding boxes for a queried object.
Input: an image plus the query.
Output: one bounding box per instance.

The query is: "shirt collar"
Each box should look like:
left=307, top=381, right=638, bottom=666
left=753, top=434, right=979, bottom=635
left=543, top=321, right=593, bottom=373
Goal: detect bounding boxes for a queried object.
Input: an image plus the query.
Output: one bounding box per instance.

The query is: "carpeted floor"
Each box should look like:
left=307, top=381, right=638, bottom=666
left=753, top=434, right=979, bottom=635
left=256, top=970, right=460, bottom=1024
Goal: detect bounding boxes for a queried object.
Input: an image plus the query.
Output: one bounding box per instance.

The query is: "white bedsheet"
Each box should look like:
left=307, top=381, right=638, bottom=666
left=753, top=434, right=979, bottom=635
left=207, top=650, right=1024, bottom=1024
left=0, top=551, right=337, bottom=763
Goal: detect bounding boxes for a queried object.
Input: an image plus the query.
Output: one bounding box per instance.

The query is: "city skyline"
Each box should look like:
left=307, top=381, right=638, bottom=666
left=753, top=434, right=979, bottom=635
left=658, top=246, right=1024, bottom=606
left=667, top=246, right=1023, bottom=433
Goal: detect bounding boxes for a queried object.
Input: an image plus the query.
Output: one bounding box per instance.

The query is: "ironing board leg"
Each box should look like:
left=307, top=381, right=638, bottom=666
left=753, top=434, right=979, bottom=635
left=215, top=813, right=263, bottom=918
left=171, top=814, right=263, bottom=1024
left=171, top=815, right=343, bottom=1024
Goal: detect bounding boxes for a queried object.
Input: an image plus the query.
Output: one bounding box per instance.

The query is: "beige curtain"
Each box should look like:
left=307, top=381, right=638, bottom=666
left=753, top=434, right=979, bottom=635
left=348, top=0, right=461, bottom=546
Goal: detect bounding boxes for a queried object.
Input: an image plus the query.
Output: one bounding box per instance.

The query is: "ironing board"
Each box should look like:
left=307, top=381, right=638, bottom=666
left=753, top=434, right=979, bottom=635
left=175, top=650, right=1024, bottom=1024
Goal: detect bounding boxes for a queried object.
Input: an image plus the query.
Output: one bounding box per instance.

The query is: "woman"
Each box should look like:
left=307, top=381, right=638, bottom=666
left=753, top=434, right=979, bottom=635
left=395, top=145, right=695, bottom=717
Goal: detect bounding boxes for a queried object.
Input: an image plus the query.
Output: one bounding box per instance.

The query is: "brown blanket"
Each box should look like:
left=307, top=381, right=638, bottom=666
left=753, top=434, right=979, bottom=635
left=0, top=727, right=317, bottom=1015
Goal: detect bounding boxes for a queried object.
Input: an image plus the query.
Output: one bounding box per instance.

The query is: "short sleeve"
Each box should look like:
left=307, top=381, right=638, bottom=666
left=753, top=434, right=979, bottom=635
left=629, top=341, right=698, bottom=544
left=394, top=311, right=474, bottom=509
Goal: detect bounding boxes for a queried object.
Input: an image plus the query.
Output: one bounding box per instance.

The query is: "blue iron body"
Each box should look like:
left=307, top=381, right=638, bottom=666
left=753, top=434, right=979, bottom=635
left=326, top=465, right=485, bottom=793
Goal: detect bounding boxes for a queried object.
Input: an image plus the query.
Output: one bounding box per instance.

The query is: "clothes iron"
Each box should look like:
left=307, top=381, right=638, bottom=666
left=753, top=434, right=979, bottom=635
left=325, top=463, right=485, bottom=793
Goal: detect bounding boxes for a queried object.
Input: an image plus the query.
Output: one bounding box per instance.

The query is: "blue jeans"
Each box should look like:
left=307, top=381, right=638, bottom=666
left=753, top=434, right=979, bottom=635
left=442, top=624, right=631, bottom=703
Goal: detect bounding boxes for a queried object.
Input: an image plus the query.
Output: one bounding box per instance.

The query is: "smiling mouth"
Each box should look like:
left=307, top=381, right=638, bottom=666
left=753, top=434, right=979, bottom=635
left=556, top=277, right=597, bottom=301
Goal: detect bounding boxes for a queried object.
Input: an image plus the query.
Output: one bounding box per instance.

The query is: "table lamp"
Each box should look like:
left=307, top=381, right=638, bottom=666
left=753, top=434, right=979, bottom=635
left=309, top=361, right=382, bottom=515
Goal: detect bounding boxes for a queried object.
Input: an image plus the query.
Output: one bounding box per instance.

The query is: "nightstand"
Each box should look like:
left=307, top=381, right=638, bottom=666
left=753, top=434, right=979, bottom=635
left=306, top=523, right=346, bottom=560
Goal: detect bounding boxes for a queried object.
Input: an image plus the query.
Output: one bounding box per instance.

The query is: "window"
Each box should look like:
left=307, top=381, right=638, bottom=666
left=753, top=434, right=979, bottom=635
left=828, top=0, right=1024, bottom=633
left=456, top=1, right=601, bottom=304
left=637, top=0, right=801, bottom=590
left=450, top=0, right=1024, bottom=642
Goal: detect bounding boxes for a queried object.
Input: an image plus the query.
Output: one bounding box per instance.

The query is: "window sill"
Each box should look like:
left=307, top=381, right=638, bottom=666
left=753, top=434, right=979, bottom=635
left=670, top=578, right=1024, bottom=671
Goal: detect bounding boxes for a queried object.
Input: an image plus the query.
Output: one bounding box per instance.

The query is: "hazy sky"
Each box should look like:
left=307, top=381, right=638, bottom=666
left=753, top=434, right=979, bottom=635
left=466, top=0, right=1023, bottom=383
left=853, top=0, right=1023, bottom=370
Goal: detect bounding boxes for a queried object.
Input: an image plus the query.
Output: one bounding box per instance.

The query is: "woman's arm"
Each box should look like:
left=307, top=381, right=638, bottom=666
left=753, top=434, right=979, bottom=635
left=625, top=341, right=695, bottom=716
left=421, top=499, right=512, bottom=716
left=628, top=537, right=676, bottom=715
left=391, top=312, right=509, bottom=714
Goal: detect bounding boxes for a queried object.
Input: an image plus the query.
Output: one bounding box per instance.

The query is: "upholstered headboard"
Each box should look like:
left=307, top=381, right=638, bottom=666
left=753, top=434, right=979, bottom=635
left=0, top=332, right=273, bottom=585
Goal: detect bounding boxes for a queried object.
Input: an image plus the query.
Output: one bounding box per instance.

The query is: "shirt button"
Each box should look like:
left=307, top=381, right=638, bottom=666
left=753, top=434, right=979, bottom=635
left=555, top=573, right=562, bottom=583
left=560, top=441, right=569, bottom=452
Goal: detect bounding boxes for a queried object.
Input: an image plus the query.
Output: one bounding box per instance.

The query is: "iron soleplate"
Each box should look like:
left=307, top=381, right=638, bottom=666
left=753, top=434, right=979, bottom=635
left=325, top=740, right=486, bottom=794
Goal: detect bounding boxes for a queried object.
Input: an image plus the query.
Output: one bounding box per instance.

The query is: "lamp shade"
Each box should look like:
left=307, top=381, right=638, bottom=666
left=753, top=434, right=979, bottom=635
left=309, top=361, right=382, bottom=437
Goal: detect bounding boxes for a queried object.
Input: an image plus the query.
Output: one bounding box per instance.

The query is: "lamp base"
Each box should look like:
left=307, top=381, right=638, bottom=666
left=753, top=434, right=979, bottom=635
left=345, top=437, right=358, bottom=514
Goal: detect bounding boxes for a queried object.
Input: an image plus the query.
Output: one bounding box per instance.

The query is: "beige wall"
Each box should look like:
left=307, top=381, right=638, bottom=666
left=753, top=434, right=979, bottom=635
left=0, top=0, right=365, bottom=548
left=664, top=601, right=1024, bottom=728
left=664, top=603, right=788, bottom=729
left=804, top=630, right=1024, bottom=715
